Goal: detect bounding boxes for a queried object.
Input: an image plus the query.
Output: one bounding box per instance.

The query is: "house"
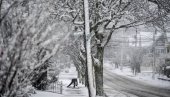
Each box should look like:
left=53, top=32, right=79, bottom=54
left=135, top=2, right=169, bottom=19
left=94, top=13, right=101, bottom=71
left=154, top=34, right=167, bottom=56
left=151, top=33, right=170, bottom=65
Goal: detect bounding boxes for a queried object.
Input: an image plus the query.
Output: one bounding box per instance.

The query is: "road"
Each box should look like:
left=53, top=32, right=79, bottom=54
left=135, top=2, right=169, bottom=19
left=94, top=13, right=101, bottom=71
left=104, top=69, right=170, bottom=97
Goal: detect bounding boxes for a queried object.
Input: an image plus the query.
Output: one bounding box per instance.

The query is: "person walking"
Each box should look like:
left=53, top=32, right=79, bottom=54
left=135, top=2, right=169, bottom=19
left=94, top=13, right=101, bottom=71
left=67, top=78, right=78, bottom=88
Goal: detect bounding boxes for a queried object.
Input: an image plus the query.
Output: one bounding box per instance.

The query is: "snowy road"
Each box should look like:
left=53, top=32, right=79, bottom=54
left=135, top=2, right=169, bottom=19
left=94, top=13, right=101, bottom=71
left=104, top=69, right=170, bottom=97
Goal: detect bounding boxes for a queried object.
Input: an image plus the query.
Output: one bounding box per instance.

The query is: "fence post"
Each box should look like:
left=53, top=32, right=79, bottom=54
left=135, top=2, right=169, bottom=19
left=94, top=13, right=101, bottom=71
left=60, top=81, right=63, bottom=94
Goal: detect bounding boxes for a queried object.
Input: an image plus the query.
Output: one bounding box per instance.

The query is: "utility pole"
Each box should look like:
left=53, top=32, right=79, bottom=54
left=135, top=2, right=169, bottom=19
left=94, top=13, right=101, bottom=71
left=83, top=0, right=96, bottom=97
left=135, top=28, right=138, bottom=47
left=120, top=31, right=124, bottom=70
left=133, top=28, right=138, bottom=75
left=139, top=32, right=142, bottom=47
left=152, top=28, right=156, bottom=79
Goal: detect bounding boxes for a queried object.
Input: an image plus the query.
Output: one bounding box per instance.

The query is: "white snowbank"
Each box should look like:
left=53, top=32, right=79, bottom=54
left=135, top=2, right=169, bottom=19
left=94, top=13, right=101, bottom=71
left=104, top=62, right=170, bottom=89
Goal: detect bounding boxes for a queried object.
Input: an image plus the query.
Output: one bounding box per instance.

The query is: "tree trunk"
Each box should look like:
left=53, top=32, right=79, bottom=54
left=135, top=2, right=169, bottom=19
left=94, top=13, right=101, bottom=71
left=94, top=46, right=104, bottom=96
left=136, top=64, right=141, bottom=73
left=83, top=0, right=96, bottom=97
left=95, top=65, right=103, bottom=96
left=115, top=62, right=119, bottom=68
left=92, top=0, right=105, bottom=95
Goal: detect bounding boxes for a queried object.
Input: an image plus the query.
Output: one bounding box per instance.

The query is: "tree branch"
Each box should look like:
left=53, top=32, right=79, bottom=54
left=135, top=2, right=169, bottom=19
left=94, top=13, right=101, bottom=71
left=148, top=0, right=170, bottom=13
left=90, top=19, right=111, bottom=31
left=0, top=1, right=18, bottom=24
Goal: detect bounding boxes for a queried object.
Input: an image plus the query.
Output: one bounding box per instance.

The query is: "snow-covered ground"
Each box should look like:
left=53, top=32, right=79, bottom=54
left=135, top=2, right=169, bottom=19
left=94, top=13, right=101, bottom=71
left=31, top=91, right=63, bottom=97
left=31, top=65, right=88, bottom=97
left=104, top=84, right=138, bottom=97
left=104, top=62, right=170, bottom=89
left=58, top=66, right=88, bottom=97
left=31, top=62, right=170, bottom=97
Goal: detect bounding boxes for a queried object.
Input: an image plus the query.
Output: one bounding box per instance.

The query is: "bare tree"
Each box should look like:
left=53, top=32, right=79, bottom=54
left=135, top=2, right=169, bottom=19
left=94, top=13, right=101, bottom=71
left=50, top=0, right=170, bottom=96
left=128, top=47, right=146, bottom=75
left=64, top=35, right=87, bottom=85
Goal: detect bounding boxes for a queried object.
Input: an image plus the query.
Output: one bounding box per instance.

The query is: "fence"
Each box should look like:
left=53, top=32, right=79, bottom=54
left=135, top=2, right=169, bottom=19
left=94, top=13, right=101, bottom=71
left=46, top=81, right=63, bottom=94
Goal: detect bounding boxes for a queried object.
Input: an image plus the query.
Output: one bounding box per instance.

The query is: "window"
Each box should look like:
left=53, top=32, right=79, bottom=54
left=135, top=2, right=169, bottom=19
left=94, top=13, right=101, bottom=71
left=156, top=49, right=165, bottom=54
left=167, top=46, right=170, bottom=53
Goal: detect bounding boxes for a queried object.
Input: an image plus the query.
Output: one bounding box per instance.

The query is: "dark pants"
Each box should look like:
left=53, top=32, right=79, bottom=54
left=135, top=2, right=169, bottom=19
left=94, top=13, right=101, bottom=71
left=67, top=78, right=78, bottom=88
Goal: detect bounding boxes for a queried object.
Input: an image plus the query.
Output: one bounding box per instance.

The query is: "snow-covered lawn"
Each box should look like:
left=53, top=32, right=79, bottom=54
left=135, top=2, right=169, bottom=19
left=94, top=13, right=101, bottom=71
left=104, top=62, right=170, bottom=89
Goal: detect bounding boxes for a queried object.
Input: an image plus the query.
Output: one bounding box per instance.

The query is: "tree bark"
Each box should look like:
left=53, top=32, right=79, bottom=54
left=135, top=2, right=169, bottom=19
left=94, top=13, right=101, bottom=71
left=92, top=0, right=105, bottom=95
left=95, top=65, right=103, bottom=96
left=94, top=46, right=104, bottom=96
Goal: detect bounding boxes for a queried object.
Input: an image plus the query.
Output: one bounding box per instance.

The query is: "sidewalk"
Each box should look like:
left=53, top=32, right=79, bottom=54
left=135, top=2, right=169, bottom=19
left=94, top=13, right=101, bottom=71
left=31, top=66, right=88, bottom=97
left=58, top=66, right=88, bottom=97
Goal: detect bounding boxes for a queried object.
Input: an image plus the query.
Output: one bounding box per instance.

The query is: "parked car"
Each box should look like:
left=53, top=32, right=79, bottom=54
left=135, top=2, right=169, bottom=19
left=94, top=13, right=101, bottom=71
left=163, top=58, right=170, bottom=78
left=164, top=66, right=170, bottom=78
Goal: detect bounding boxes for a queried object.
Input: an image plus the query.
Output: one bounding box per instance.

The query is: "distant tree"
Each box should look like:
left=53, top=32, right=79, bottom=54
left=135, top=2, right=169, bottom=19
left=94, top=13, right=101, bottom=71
left=64, top=34, right=87, bottom=84
left=128, top=48, right=145, bottom=75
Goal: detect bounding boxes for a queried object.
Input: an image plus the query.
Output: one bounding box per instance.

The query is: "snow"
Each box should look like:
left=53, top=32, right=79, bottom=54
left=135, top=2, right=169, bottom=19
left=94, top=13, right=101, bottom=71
left=31, top=65, right=88, bottom=97
left=31, top=91, right=63, bottom=97
left=166, top=66, right=170, bottom=69
left=104, top=84, right=138, bottom=97
left=128, top=31, right=163, bottom=47
left=34, top=30, right=72, bottom=69
left=58, top=66, right=88, bottom=97
left=104, top=62, right=170, bottom=89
